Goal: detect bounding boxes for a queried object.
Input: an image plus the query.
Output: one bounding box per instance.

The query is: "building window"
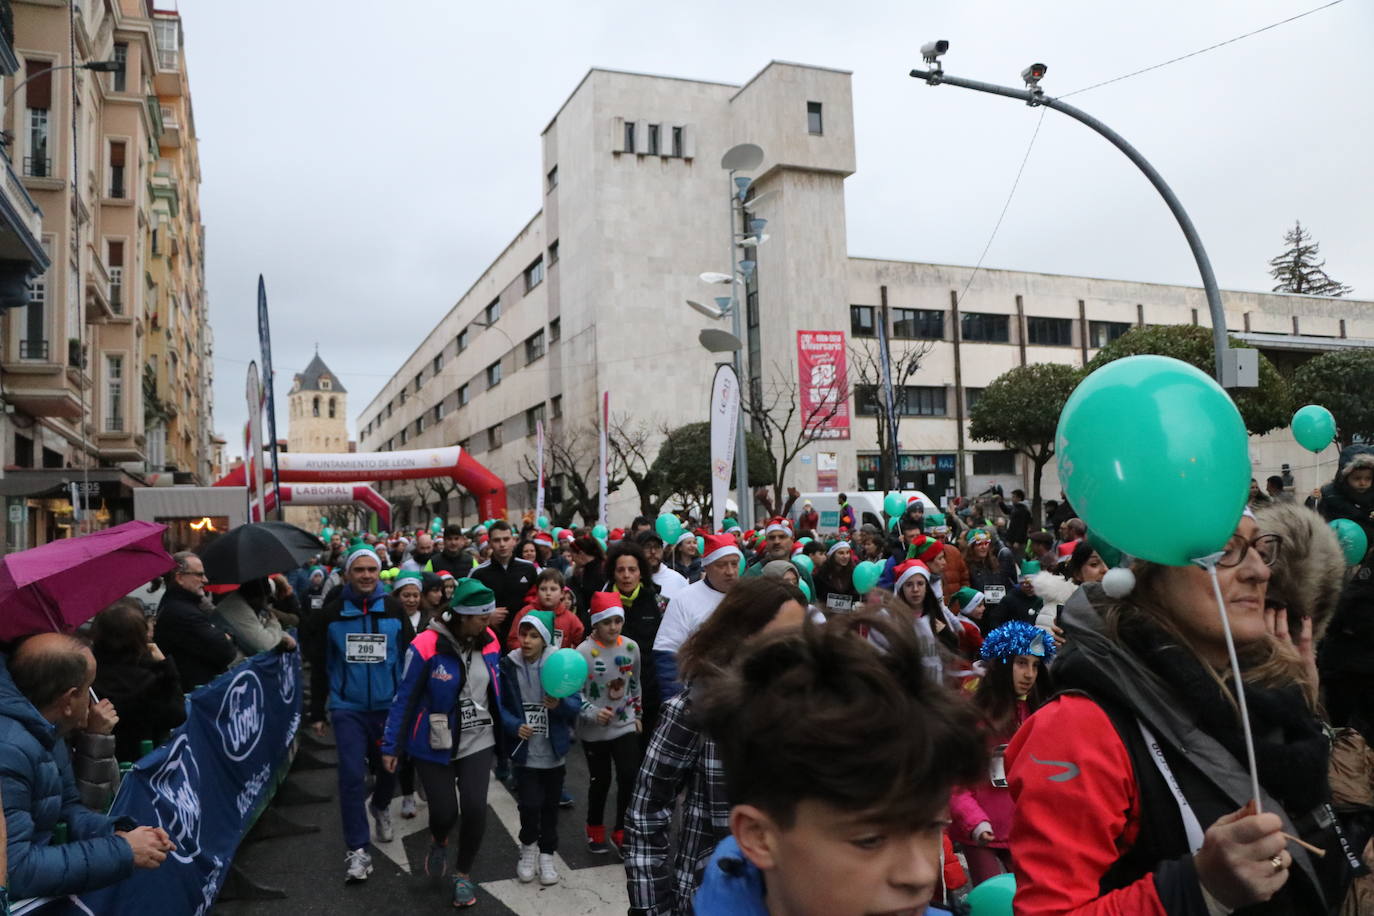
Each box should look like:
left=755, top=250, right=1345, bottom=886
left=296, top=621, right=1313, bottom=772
left=24, top=59, right=52, bottom=179
left=647, top=124, right=660, bottom=155
left=961, top=312, right=1011, bottom=343
left=854, top=385, right=880, bottom=416
left=850, top=305, right=876, bottom=337
left=400, top=427, right=409, bottom=445
left=899, top=386, right=947, bottom=416
left=485, top=298, right=501, bottom=324
left=328, top=397, right=337, bottom=419
left=488, top=424, right=503, bottom=450
left=549, top=317, right=560, bottom=342
left=385, top=402, right=392, bottom=419
left=105, top=355, right=124, bottom=432
left=434, top=403, right=445, bottom=422
left=416, top=415, right=426, bottom=435
left=892, top=308, right=944, bottom=339
left=399, top=388, right=407, bottom=405
left=807, top=101, right=823, bottom=135
left=973, top=450, right=1017, bottom=475
left=487, top=361, right=502, bottom=387
left=320, top=377, right=332, bottom=390
left=526, top=403, right=545, bottom=437
left=546, top=166, right=558, bottom=191
left=548, top=239, right=559, bottom=264
left=433, top=353, right=443, bottom=374
left=108, top=141, right=126, bottom=199
left=1089, top=320, right=1132, bottom=348
left=107, top=241, right=124, bottom=314
left=312, top=396, right=320, bottom=417
left=457, top=327, right=469, bottom=352
left=525, top=330, right=545, bottom=363
left=964, top=387, right=985, bottom=411
left=414, top=371, right=423, bottom=393
left=154, top=17, right=179, bottom=69
left=112, top=43, right=128, bottom=92
left=623, top=121, right=636, bottom=153
left=458, top=383, right=469, bottom=406
left=524, top=257, right=544, bottom=292
left=20, top=242, right=50, bottom=360
left=1026, top=316, right=1073, bottom=347
left=551, top=395, right=562, bottom=419
left=672, top=126, right=684, bottom=157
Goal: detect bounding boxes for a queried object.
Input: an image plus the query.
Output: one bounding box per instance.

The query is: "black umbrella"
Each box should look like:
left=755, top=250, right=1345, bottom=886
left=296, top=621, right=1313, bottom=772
left=199, top=521, right=326, bottom=585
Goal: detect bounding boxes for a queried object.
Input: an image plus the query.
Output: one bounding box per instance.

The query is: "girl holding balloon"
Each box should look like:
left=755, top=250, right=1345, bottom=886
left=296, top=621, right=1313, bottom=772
left=812, top=541, right=861, bottom=614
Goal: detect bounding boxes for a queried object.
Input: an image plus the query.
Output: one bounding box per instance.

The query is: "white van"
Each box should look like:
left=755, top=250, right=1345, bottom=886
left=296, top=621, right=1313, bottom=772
left=789, top=490, right=939, bottom=535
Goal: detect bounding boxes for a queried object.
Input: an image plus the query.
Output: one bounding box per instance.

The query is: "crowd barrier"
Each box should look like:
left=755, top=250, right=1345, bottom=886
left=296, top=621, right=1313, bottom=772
left=15, top=646, right=303, bottom=915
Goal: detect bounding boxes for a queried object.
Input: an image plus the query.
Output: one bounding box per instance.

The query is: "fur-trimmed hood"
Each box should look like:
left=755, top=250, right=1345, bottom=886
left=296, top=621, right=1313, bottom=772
left=1030, top=570, right=1080, bottom=608
left=1335, top=447, right=1374, bottom=485
left=1252, top=501, right=1345, bottom=643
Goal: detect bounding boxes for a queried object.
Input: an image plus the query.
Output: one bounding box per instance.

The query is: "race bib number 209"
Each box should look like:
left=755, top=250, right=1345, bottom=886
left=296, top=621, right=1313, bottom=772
left=345, top=633, right=387, bottom=663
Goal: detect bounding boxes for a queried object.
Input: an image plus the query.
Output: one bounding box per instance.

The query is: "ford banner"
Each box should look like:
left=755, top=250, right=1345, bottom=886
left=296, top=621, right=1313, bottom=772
left=68, top=646, right=302, bottom=915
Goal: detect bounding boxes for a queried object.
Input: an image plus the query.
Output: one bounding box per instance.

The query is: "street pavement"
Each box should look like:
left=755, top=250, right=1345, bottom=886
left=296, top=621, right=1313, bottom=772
left=216, top=731, right=632, bottom=915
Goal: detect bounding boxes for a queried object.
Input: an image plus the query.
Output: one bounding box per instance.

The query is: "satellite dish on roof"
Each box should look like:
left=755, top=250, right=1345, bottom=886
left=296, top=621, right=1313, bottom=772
left=720, top=143, right=764, bottom=172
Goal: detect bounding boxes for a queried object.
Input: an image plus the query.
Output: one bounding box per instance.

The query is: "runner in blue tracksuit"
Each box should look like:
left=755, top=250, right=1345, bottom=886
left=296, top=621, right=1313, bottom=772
left=305, top=544, right=410, bottom=884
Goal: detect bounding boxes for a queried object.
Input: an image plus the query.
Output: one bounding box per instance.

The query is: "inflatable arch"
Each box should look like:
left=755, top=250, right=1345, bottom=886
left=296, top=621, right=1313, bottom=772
left=215, top=446, right=507, bottom=521
left=263, top=483, right=392, bottom=530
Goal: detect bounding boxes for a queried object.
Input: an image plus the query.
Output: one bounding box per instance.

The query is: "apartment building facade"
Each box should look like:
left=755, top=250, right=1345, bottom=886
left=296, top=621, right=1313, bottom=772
left=0, top=0, right=212, bottom=550
left=359, top=61, right=1374, bottom=527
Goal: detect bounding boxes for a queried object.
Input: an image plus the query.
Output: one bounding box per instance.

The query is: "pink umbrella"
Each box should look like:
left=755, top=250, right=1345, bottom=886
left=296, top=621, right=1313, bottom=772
left=0, top=520, right=175, bottom=642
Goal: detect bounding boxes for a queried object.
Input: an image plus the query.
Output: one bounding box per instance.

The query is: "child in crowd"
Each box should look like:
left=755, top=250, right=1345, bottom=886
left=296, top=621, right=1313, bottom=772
left=950, top=621, right=1054, bottom=885
left=507, top=568, right=585, bottom=651
left=497, top=610, right=581, bottom=886
left=692, top=612, right=985, bottom=916
left=576, top=592, right=643, bottom=856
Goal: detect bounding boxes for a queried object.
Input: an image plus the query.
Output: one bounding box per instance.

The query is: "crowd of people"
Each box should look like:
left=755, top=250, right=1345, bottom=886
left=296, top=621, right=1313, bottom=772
left=2, top=454, right=1374, bottom=914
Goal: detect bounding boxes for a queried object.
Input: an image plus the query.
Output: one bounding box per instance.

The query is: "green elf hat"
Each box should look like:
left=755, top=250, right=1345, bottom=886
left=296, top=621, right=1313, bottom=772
left=448, top=578, right=496, bottom=616
left=518, top=609, right=555, bottom=645
left=392, top=570, right=424, bottom=592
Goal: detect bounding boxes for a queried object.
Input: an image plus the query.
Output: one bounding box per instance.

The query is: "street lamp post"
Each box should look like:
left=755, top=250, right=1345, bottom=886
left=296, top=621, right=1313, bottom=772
left=910, top=45, right=1256, bottom=389
left=3, top=60, right=121, bottom=107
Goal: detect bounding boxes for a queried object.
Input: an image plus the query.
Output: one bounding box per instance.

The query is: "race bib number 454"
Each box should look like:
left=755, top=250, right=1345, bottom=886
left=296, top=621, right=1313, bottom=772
left=345, top=633, right=387, bottom=663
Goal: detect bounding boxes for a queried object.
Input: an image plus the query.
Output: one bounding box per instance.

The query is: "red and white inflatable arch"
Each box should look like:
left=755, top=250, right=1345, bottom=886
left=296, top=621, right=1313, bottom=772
left=263, top=483, right=393, bottom=530
left=215, top=446, right=507, bottom=520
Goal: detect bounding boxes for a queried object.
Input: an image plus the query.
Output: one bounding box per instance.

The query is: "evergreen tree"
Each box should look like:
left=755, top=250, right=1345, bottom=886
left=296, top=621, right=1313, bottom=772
left=1268, top=221, right=1352, bottom=297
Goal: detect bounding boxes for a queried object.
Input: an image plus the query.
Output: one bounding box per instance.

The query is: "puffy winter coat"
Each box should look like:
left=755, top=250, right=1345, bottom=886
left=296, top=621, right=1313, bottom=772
left=0, top=654, right=135, bottom=898
left=1320, top=446, right=1374, bottom=548
left=496, top=648, right=581, bottom=765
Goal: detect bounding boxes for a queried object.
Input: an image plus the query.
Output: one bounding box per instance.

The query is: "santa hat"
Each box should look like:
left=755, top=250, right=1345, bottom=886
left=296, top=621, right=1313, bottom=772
left=532, top=533, right=554, bottom=549
left=893, top=560, right=931, bottom=594
left=436, top=570, right=456, bottom=583
left=589, top=592, right=625, bottom=626
left=763, top=518, right=792, bottom=537
left=610, top=528, right=626, bottom=542
left=907, top=535, right=944, bottom=564
left=701, top=533, right=742, bottom=566
left=1057, top=539, right=1081, bottom=559
left=518, top=609, right=555, bottom=646
left=559, top=529, right=575, bottom=542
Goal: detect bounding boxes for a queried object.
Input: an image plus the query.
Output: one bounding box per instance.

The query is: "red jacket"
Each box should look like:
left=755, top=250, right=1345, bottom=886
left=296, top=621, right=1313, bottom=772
left=506, top=603, right=585, bottom=651
left=1006, top=695, right=1166, bottom=916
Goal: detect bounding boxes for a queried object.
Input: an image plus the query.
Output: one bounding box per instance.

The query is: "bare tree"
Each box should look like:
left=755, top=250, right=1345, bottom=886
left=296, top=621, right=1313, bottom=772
left=520, top=423, right=626, bottom=527
left=847, top=340, right=935, bottom=491
left=745, top=362, right=848, bottom=516
left=609, top=415, right=666, bottom=518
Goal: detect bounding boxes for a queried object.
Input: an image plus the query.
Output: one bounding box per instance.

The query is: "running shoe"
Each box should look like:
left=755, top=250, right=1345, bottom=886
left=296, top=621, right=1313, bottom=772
left=425, top=843, right=448, bottom=879
left=344, top=847, right=373, bottom=883
left=516, top=843, right=538, bottom=883
left=586, top=824, right=608, bottom=854
left=559, top=789, right=575, bottom=809
left=452, top=875, right=478, bottom=908
left=538, top=853, right=559, bottom=886
left=369, top=803, right=394, bottom=843
left=400, top=794, right=418, bottom=819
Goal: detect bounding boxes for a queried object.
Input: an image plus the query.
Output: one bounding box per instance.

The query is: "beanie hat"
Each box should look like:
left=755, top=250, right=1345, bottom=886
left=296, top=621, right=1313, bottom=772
left=981, top=620, right=1056, bottom=662
left=701, top=533, right=742, bottom=566
left=952, top=587, right=985, bottom=617
left=827, top=540, right=850, bottom=557
left=393, top=570, right=424, bottom=592
left=518, top=609, right=555, bottom=646
left=345, top=546, right=381, bottom=572
left=907, top=535, right=944, bottom=564
left=893, top=560, right=931, bottom=594
left=589, top=592, right=625, bottom=626
left=448, top=578, right=496, bottom=616
left=308, top=565, right=325, bottom=581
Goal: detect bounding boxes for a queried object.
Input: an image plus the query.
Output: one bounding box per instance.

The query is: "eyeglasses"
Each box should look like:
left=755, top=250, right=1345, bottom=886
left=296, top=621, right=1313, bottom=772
left=1216, top=533, right=1282, bottom=568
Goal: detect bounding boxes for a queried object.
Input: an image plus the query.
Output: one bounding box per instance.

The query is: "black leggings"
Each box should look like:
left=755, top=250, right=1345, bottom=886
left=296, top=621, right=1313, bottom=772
left=516, top=765, right=565, bottom=853
left=583, top=733, right=642, bottom=831
left=414, top=748, right=493, bottom=874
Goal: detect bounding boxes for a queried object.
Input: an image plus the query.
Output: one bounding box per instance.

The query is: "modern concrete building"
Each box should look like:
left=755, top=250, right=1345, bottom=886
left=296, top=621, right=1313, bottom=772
left=359, top=61, right=1373, bottom=527
left=0, top=0, right=213, bottom=550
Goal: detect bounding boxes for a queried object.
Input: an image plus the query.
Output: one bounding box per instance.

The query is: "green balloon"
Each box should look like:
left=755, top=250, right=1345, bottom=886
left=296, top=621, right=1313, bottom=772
left=886, top=516, right=899, bottom=531
left=1330, top=519, right=1368, bottom=566
left=540, top=648, right=589, bottom=698
left=967, top=872, right=1016, bottom=915
left=738, top=554, right=747, bottom=574
left=792, top=554, right=814, bottom=574
left=1085, top=528, right=1124, bottom=569
left=1057, top=355, right=1249, bottom=567
left=1292, top=404, right=1336, bottom=453
left=853, top=560, right=883, bottom=595
left=537, top=515, right=550, bottom=530
left=655, top=513, right=683, bottom=544
left=552, top=527, right=565, bottom=541
left=797, top=536, right=813, bottom=545
left=592, top=524, right=609, bottom=540
left=321, top=527, right=334, bottom=541
left=883, top=492, right=906, bottom=517
left=696, top=536, right=705, bottom=555
left=798, top=579, right=812, bottom=600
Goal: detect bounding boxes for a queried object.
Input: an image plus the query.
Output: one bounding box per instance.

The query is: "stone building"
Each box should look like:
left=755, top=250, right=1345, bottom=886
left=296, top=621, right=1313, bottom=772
left=284, top=352, right=349, bottom=527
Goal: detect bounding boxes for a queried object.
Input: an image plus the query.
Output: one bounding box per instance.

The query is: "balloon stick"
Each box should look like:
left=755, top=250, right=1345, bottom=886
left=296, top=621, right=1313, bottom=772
left=1196, top=555, right=1262, bottom=810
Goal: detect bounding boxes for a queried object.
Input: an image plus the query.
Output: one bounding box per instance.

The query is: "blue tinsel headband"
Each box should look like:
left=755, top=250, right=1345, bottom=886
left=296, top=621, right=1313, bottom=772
left=980, top=620, right=1056, bottom=662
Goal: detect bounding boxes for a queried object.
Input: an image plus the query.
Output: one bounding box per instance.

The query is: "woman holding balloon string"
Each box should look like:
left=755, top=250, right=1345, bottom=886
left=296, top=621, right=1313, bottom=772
left=1007, top=356, right=1352, bottom=915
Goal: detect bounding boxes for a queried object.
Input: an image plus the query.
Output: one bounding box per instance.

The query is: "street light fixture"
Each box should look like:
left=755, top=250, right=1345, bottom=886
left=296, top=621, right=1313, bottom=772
left=4, top=61, right=122, bottom=107
left=686, top=299, right=727, bottom=320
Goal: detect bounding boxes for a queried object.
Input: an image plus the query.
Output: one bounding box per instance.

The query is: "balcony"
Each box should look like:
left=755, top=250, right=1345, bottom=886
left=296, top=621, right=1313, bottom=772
left=2, top=154, right=44, bottom=243
left=158, top=104, right=181, bottom=148
left=22, top=156, right=50, bottom=179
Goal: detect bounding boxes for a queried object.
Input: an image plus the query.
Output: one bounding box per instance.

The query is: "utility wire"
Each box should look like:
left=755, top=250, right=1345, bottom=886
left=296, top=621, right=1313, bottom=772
left=1061, top=0, right=1346, bottom=97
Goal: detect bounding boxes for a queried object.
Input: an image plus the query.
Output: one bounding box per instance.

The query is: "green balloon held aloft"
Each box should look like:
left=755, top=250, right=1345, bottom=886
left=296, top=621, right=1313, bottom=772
left=540, top=648, right=588, bottom=698
left=1330, top=519, right=1368, bottom=566
left=321, top=527, right=334, bottom=541
left=852, top=560, right=883, bottom=595
left=696, top=536, right=705, bottom=555
left=592, top=524, right=609, bottom=540
left=1291, top=404, right=1336, bottom=453
left=655, top=512, right=683, bottom=544
left=883, top=492, right=906, bottom=517
left=537, top=515, right=550, bottom=530
left=1057, top=355, right=1250, bottom=567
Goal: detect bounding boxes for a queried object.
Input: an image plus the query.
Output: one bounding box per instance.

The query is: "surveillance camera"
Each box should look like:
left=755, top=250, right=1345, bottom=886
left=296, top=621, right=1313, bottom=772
left=1021, top=62, right=1047, bottom=86
left=921, top=40, right=949, bottom=63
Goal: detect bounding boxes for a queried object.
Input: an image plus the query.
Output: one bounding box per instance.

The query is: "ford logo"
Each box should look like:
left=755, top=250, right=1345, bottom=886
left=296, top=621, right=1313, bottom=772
left=150, top=734, right=202, bottom=864
left=279, top=651, right=297, bottom=706
left=217, top=670, right=265, bottom=762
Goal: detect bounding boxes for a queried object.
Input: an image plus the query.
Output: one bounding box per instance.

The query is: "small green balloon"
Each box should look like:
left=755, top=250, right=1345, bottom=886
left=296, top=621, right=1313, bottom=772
left=1292, top=404, right=1336, bottom=453
left=537, top=515, right=550, bottom=530
left=655, top=512, right=683, bottom=544
left=696, top=536, right=705, bottom=555
left=853, top=560, right=883, bottom=595
left=738, top=554, right=747, bottom=574
left=540, top=648, right=589, bottom=698
left=967, top=871, right=1016, bottom=915
left=592, top=524, right=608, bottom=540
left=1330, top=519, right=1368, bottom=566
left=552, top=527, right=565, bottom=541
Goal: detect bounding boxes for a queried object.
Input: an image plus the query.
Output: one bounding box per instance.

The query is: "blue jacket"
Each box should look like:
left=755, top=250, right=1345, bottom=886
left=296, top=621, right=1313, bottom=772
left=381, top=624, right=504, bottom=766
left=0, top=654, right=135, bottom=898
left=305, top=584, right=407, bottom=721
left=694, top=836, right=952, bottom=916
left=496, top=649, right=580, bottom=766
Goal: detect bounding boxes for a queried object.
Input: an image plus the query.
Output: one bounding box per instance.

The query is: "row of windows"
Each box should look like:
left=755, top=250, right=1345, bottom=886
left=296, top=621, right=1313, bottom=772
left=854, top=385, right=948, bottom=417
left=849, top=305, right=1132, bottom=348
left=620, top=121, right=688, bottom=158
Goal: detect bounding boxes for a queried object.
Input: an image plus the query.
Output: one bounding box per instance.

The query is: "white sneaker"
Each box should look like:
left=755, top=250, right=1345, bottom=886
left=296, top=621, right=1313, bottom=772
left=370, top=803, right=394, bottom=843
left=345, top=847, right=373, bottom=883
left=516, top=843, right=538, bottom=883
left=538, top=853, right=559, bottom=886
left=400, top=794, right=418, bottom=819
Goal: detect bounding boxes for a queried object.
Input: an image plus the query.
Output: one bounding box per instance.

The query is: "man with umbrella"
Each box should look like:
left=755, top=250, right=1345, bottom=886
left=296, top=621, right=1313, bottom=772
left=153, top=552, right=238, bottom=690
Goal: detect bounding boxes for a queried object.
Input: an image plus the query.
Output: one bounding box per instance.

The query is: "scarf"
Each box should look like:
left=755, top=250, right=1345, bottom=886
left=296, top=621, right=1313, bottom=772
left=1117, top=614, right=1330, bottom=815
left=619, top=583, right=642, bottom=607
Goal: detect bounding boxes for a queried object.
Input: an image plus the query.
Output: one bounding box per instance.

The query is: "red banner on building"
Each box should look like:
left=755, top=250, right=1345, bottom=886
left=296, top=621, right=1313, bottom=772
left=797, top=330, right=850, bottom=440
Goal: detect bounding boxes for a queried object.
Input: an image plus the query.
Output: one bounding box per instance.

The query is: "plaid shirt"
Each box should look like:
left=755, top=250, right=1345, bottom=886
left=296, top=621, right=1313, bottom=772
left=624, top=690, right=730, bottom=915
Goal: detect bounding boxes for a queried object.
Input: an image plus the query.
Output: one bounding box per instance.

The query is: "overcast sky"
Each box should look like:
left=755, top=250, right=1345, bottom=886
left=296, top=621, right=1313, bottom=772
left=176, top=0, right=1371, bottom=461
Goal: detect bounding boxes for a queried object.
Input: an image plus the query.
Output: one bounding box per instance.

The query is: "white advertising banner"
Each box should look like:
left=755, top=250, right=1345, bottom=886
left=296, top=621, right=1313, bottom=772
left=710, top=364, right=741, bottom=533
left=245, top=363, right=266, bottom=523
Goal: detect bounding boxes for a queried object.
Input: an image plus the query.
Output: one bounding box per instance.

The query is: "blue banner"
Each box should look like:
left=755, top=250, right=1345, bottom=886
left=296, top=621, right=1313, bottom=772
left=60, top=647, right=302, bottom=915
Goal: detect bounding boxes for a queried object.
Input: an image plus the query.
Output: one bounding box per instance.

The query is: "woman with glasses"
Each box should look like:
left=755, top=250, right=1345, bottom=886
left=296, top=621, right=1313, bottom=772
left=1005, top=511, right=1352, bottom=914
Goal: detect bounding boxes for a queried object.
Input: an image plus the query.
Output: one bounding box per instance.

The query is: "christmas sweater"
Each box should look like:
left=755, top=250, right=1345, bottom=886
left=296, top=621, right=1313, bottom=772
left=575, top=634, right=642, bottom=742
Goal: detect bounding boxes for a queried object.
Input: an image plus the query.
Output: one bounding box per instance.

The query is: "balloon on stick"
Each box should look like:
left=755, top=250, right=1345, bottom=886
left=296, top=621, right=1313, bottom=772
left=655, top=513, right=682, bottom=544
left=1291, top=404, right=1336, bottom=453
left=1330, top=519, right=1368, bottom=566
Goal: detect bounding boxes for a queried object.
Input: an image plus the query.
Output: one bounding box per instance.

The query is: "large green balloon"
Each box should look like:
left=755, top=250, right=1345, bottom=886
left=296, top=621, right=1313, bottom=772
left=655, top=513, right=683, bottom=544
left=1330, top=519, right=1368, bottom=566
left=883, top=492, right=906, bottom=517
left=792, top=554, right=814, bottom=574
left=853, top=560, right=883, bottom=595
left=1292, top=404, right=1336, bottom=453
left=1056, top=355, right=1249, bottom=567
left=967, top=872, right=1016, bottom=915
left=540, top=648, right=589, bottom=698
